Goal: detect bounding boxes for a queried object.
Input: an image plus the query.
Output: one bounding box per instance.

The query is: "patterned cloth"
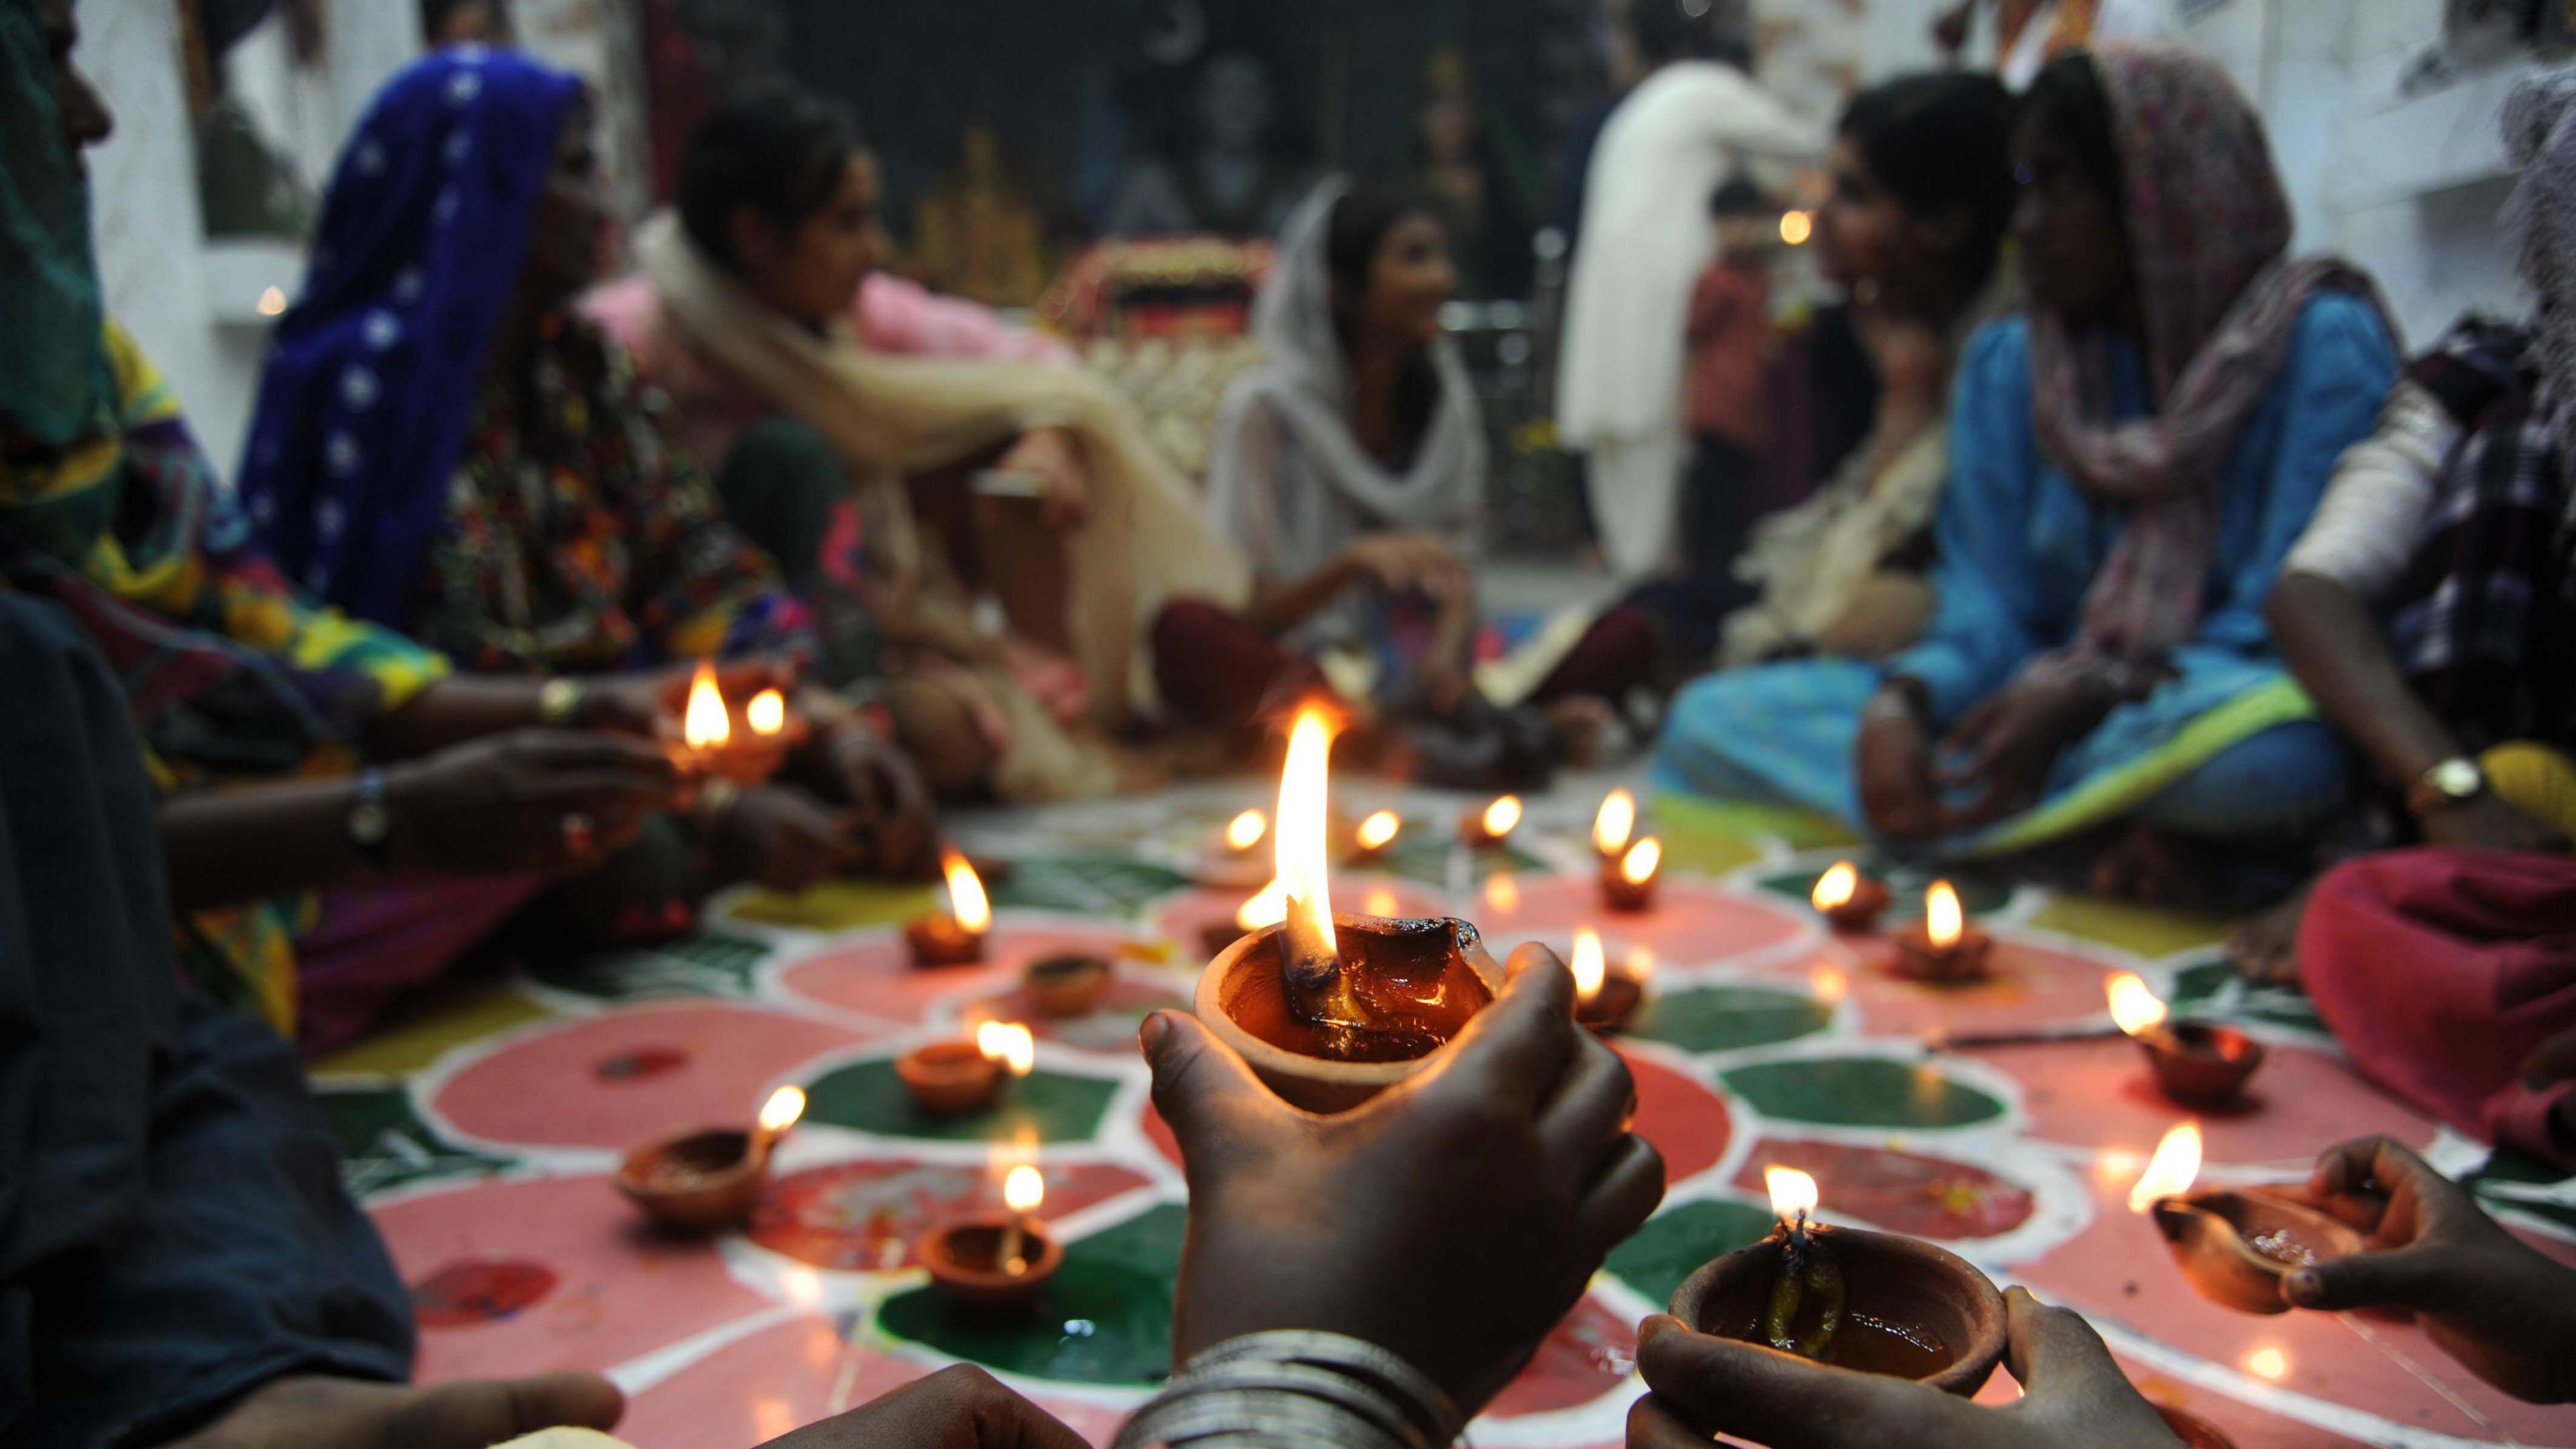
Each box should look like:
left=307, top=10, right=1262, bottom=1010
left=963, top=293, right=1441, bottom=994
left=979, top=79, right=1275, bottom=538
left=2025, top=44, right=2394, bottom=667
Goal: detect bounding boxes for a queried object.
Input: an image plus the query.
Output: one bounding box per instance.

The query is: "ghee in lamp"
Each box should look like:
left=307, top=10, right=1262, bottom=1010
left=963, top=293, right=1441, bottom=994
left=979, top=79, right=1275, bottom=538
left=1601, top=837, right=1661, bottom=913
left=906, top=850, right=992, bottom=967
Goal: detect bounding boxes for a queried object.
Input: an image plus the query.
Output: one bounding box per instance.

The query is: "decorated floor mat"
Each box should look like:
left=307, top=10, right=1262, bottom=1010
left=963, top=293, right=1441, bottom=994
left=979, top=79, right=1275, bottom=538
left=315, top=784, right=2576, bottom=1448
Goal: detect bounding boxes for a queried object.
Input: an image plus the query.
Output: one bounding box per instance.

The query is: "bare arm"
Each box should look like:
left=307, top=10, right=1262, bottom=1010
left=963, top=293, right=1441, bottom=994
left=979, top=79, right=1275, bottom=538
left=160, top=778, right=374, bottom=909
left=2268, top=571, right=2461, bottom=790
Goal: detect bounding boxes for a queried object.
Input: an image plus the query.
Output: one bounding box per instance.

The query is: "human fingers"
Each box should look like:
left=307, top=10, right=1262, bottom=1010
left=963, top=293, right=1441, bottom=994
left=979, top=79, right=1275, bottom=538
left=2305, top=1136, right=2410, bottom=1233
left=1937, top=696, right=2004, bottom=762
left=1537, top=1031, right=1638, bottom=1174
left=1140, top=1010, right=1285, bottom=1179
left=1627, top=1393, right=1718, bottom=1449
left=516, top=729, right=686, bottom=780
left=1413, top=942, right=1580, bottom=1114
left=2002, top=1288, right=2148, bottom=1411
left=1574, top=1134, right=1664, bottom=1252
left=1633, top=1313, right=1932, bottom=1449
left=2283, top=1245, right=2472, bottom=1315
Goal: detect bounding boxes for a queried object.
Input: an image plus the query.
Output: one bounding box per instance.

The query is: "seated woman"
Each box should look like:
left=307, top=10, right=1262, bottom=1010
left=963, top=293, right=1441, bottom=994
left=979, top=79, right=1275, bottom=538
left=1157, top=182, right=1659, bottom=787
left=1714, top=70, right=2017, bottom=670
left=588, top=87, right=1243, bottom=801
left=1656, top=48, right=2397, bottom=894
left=238, top=51, right=932, bottom=903
left=1, top=13, right=718, bottom=1055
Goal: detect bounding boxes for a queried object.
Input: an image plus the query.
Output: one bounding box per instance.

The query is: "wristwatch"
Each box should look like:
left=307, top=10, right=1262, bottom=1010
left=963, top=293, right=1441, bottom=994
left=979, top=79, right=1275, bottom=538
left=2406, top=757, right=2487, bottom=818
left=537, top=676, right=587, bottom=728
left=347, top=767, right=394, bottom=869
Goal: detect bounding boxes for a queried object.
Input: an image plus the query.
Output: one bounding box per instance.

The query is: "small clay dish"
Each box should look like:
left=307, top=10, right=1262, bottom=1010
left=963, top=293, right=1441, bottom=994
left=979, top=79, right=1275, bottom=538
left=1817, top=877, right=1892, bottom=934
left=1894, top=927, right=1994, bottom=984
left=1578, top=972, right=1646, bottom=1034
left=1024, top=954, right=1114, bottom=1018
left=2156, top=1405, right=2240, bottom=1449
left=1196, top=914, right=1503, bottom=1114
left=915, top=1216, right=1063, bottom=1313
left=1600, top=861, right=1658, bottom=914
left=1669, top=1224, right=2008, bottom=1397
left=896, top=1040, right=1006, bottom=1115
left=615, top=1127, right=767, bottom=1232
left=2140, top=1022, right=2266, bottom=1108
left=2150, top=1189, right=2365, bottom=1316
left=905, top=915, right=987, bottom=968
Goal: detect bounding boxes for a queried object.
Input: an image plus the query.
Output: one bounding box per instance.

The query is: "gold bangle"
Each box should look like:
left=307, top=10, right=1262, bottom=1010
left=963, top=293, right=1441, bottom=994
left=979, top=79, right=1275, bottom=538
left=537, top=677, right=586, bottom=728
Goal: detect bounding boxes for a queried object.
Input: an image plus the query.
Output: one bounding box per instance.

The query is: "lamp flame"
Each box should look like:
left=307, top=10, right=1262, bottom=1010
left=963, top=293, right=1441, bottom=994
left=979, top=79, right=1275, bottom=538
left=975, top=1020, right=1036, bottom=1077
left=1356, top=810, right=1400, bottom=851
left=1226, top=809, right=1269, bottom=852
left=2129, top=1122, right=2202, bottom=1214
left=1236, top=879, right=1286, bottom=931
left=1571, top=928, right=1607, bottom=1001
left=1277, top=706, right=1338, bottom=961
left=1003, top=1164, right=1044, bottom=1214
left=1484, top=873, right=1521, bottom=914
left=943, top=850, right=991, bottom=934
left=757, top=1085, right=806, bottom=1134
left=2106, top=973, right=2170, bottom=1038
left=1481, top=796, right=1523, bottom=839
left=747, top=688, right=787, bottom=737
left=1593, top=790, right=1635, bottom=856
left=1766, top=1165, right=1821, bottom=1226
left=1811, top=861, right=1858, bottom=911
left=1780, top=210, right=1814, bottom=246
left=1619, top=838, right=1662, bottom=886
left=1925, top=880, right=1964, bottom=948
left=682, top=661, right=730, bottom=750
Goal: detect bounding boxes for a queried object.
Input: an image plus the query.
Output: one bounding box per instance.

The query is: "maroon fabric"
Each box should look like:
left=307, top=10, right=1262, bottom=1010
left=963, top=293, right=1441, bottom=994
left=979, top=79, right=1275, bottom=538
left=1531, top=603, right=1659, bottom=704
left=2300, top=848, right=2576, bottom=1169
left=296, top=874, right=546, bottom=1057
left=1152, top=598, right=1326, bottom=733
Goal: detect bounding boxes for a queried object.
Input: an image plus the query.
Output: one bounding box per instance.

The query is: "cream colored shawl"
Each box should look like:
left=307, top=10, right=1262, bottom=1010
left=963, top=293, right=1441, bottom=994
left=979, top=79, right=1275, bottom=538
left=634, top=213, right=1247, bottom=725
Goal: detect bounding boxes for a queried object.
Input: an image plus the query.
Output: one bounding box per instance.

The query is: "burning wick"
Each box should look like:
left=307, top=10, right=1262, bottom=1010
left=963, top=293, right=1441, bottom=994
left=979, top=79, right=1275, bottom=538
left=682, top=661, right=730, bottom=755
left=1224, top=809, right=1269, bottom=854
left=1763, top=1166, right=1843, bottom=1360
left=998, top=1164, right=1044, bottom=1277
left=746, top=688, right=787, bottom=737
left=1593, top=789, right=1635, bottom=859
left=1275, top=708, right=1356, bottom=1024
left=975, top=1020, right=1036, bottom=1078
left=750, top=1084, right=806, bottom=1160
left=1462, top=795, right=1522, bottom=848
left=1352, top=810, right=1401, bottom=860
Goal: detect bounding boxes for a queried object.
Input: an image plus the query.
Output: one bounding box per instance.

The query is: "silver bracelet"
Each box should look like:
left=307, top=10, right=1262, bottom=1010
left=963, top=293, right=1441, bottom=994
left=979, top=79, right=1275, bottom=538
left=1113, top=1330, right=1463, bottom=1449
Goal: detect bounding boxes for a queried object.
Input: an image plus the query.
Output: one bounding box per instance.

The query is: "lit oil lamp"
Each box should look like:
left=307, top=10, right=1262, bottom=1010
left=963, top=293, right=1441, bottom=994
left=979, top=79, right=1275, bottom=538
left=1197, top=706, right=1502, bottom=1112
left=1809, top=861, right=1892, bottom=933
left=616, top=1084, right=806, bottom=1232
left=2108, top=973, right=2265, bottom=1108
left=1459, top=794, right=1522, bottom=849
left=1570, top=927, right=1646, bottom=1033
left=1224, top=808, right=1269, bottom=858
left=1348, top=809, right=1402, bottom=867
left=906, top=850, right=993, bottom=967
left=920, top=1162, right=1061, bottom=1313
left=1023, top=953, right=1113, bottom=1018
left=679, top=663, right=796, bottom=784
left=1668, top=1165, right=2008, bottom=1395
left=1894, top=881, right=1992, bottom=983
left=1593, top=789, right=1636, bottom=861
left=2131, top=1122, right=2363, bottom=1316
left=896, top=1020, right=1034, bottom=1116
left=1601, top=837, right=1662, bottom=914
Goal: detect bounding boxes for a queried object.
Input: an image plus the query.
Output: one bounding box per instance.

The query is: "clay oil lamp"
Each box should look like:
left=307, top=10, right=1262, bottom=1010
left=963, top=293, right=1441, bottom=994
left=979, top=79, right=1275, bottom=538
left=1601, top=837, right=1662, bottom=914
left=678, top=664, right=798, bottom=786
left=1809, top=861, right=1892, bottom=934
left=1194, top=808, right=1275, bottom=890
left=906, top=849, right=993, bottom=967
left=896, top=1021, right=1034, bottom=1116
left=1894, top=881, right=1992, bottom=983
left=1348, top=809, right=1403, bottom=867
left=1593, top=789, right=1638, bottom=863
left=919, top=1163, right=1062, bottom=1314
left=1669, top=1167, right=2008, bottom=1395
left=1199, top=706, right=1503, bottom=1113
left=1023, top=953, right=1113, bottom=1018
left=2131, top=1122, right=2363, bottom=1317
left=1458, top=794, right=1522, bottom=849
left=1570, top=927, right=1646, bottom=1034
left=2109, top=973, right=2265, bottom=1108
left=616, top=1084, right=806, bottom=1232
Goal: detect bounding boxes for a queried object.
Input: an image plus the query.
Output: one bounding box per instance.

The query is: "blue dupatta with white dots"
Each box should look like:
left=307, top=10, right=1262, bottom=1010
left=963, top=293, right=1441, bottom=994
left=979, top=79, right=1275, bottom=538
left=238, top=47, right=582, bottom=629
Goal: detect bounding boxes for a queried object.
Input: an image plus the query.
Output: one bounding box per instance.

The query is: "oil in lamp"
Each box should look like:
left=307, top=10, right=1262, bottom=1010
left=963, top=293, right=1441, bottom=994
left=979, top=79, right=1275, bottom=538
left=906, top=850, right=993, bottom=967
left=1809, top=861, right=1892, bottom=933
left=920, top=1161, right=1061, bottom=1312
left=2133, top=1122, right=2361, bottom=1316
left=1894, top=881, right=1992, bottom=983
left=1601, top=837, right=1662, bottom=913
left=616, top=1084, right=806, bottom=1232
left=1459, top=794, right=1522, bottom=849
left=2108, top=973, right=2265, bottom=1108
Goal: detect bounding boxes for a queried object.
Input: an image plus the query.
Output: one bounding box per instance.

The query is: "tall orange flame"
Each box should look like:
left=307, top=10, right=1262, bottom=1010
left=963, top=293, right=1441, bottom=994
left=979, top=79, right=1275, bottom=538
left=943, top=850, right=991, bottom=934
left=1925, top=880, right=1965, bottom=948
left=1277, top=706, right=1338, bottom=961
left=1619, top=838, right=1662, bottom=885
left=682, top=661, right=730, bottom=750
left=1593, top=790, right=1635, bottom=856
left=2129, top=1122, right=2202, bottom=1214
left=1571, top=927, right=1607, bottom=1001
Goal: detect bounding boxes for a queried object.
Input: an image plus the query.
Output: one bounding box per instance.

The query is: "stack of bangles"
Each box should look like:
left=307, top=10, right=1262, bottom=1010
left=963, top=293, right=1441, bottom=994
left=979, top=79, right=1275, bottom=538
left=1112, top=1332, right=1463, bottom=1449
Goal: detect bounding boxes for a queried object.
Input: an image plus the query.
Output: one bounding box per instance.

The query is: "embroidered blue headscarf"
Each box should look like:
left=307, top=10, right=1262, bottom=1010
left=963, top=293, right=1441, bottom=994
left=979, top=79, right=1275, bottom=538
left=238, top=46, right=582, bottom=627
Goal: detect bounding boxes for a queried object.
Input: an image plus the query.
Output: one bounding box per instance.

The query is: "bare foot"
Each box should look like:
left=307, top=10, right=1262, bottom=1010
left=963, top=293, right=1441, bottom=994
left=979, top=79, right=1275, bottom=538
left=165, top=1372, right=623, bottom=1449
left=2226, top=879, right=2314, bottom=987
left=1542, top=695, right=1616, bottom=770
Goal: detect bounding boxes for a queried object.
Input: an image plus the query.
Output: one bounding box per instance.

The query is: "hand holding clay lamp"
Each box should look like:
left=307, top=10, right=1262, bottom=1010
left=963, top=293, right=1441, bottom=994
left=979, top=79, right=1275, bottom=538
left=1809, top=860, right=1892, bottom=933
left=1570, top=927, right=1646, bottom=1033
left=1458, top=794, right=1521, bottom=849
left=1894, top=880, right=1992, bottom=983
left=2131, top=1123, right=2364, bottom=1316
left=2109, top=972, right=2265, bottom=1108
left=920, top=1163, right=1063, bottom=1313
left=1667, top=1166, right=2008, bottom=1394
left=1346, top=808, right=1401, bottom=867
left=1198, top=706, right=1503, bottom=1112
left=616, top=1084, right=806, bottom=1231
left=906, top=849, right=992, bottom=967
left=897, top=1020, right=1034, bottom=1116
left=1601, top=836, right=1662, bottom=914
left=678, top=663, right=798, bottom=786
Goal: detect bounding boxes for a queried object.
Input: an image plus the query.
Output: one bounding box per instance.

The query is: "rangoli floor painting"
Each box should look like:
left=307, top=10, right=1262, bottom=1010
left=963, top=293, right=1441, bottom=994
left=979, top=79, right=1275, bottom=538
left=313, top=783, right=2576, bottom=1448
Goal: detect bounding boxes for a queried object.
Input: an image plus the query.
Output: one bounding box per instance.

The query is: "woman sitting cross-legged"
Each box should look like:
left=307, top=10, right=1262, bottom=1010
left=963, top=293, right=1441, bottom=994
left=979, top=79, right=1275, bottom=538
left=1655, top=46, right=2398, bottom=903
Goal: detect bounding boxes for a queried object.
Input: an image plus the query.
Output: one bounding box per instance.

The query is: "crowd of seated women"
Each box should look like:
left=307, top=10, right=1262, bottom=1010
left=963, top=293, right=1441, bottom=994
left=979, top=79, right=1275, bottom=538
left=6, top=0, right=2576, bottom=1440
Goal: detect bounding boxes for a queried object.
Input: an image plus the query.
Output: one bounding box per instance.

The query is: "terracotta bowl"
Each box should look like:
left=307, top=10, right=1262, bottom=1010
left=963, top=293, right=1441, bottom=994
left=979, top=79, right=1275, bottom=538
left=1669, top=1225, right=2009, bottom=1397
left=1894, top=928, right=1994, bottom=984
left=1578, top=971, right=1646, bottom=1035
left=896, top=1040, right=1006, bottom=1116
left=1024, top=953, right=1114, bottom=1018
left=1195, top=914, right=1503, bottom=1114
left=2157, top=1405, right=2240, bottom=1449
left=915, top=1216, right=1064, bottom=1313
left=2142, top=1022, right=2266, bottom=1108
left=615, top=1127, right=768, bottom=1232
left=2151, top=1189, right=2365, bottom=1316
left=1818, top=877, right=1892, bottom=934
